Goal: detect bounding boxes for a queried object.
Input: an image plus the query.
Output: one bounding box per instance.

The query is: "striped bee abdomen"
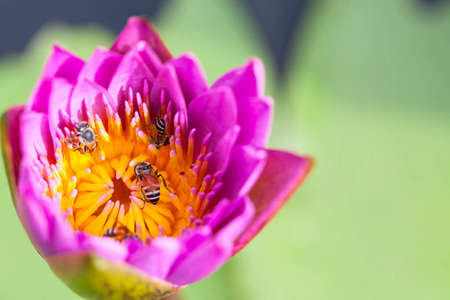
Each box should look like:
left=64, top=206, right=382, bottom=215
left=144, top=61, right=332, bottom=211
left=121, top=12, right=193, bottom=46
left=143, top=187, right=160, bottom=205
left=155, top=118, right=166, bottom=136
left=103, top=227, right=117, bottom=237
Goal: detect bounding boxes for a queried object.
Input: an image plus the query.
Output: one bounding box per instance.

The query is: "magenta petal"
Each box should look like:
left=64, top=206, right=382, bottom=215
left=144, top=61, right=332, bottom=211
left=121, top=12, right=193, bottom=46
left=167, top=197, right=254, bottom=285
left=1, top=105, right=25, bottom=186
left=79, top=235, right=128, bottom=262
left=19, top=111, right=54, bottom=161
left=28, top=78, right=74, bottom=144
left=135, top=41, right=164, bottom=76
left=166, top=235, right=231, bottom=286
left=213, top=197, right=255, bottom=249
left=236, top=96, right=274, bottom=148
left=127, top=237, right=183, bottom=279
left=77, top=47, right=122, bottom=89
left=232, top=150, right=313, bottom=255
left=212, top=58, right=265, bottom=101
left=69, top=79, right=113, bottom=121
left=42, top=45, right=84, bottom=82
left=16, top=193, right=52, bottom=256
left=206, top=125, right=240, bottom=175
left=111, top=16, right=171, bottom=62
left=214, top=145, right=267, bottom=206
left=108, top=47, right=155, bottom=104
left=149, top=64, right=186, bottom=120
left=187, top=87, right=237, bottom=157
left=16, top=163, right=53, bottom=256
left=167, top=53, right=209, bottom=105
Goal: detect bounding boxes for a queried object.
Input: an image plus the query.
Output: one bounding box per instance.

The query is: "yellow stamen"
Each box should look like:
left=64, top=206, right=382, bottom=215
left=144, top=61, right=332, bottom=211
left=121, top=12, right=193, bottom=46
left=38, top=96, right=220, bottom=243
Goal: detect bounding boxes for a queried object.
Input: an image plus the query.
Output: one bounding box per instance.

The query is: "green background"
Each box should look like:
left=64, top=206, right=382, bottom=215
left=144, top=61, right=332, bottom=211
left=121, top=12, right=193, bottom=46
left=1, top=0, right=450, bottom=299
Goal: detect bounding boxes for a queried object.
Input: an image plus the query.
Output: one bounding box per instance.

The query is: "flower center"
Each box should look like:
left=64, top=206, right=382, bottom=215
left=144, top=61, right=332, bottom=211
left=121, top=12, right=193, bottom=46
left=37, top=90, right=218, bottom=242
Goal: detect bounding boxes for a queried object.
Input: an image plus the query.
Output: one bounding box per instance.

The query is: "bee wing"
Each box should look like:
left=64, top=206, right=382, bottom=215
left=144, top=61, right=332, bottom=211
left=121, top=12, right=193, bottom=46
left=147, top=122, right=158, bottom=138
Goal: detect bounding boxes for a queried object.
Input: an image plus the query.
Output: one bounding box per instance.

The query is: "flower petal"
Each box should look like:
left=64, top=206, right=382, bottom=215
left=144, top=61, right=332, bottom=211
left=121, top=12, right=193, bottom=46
left=108, top=46, right=155, bottom=105
left=111, top=16, right=172, bottom=63
left=69, top=79, right=114, bottom=122
left=167, top=53, right=209, bottom=105
left=213, top=145, right=267, bottom=206
left=212, top=57, right=265, bottom=101
left=212, top=59, right=272, bottom=147
left=42, top=45, right=84, bottom=82
left=187, top=86, right=237, bottom=158
left=149, top=64, right=186, bottom=120
left=1, top=105, right=25, bottom=191
left=167, top=196, right=254, bottom=285
left=16, top=161, right=53, bottom=256
left=206, top=125, right=240, bottom=175
left=166, top=231, right=231, bottom=286
left=127, top=237, right=183, bottom=280
left=19, top=111, right=54, bottom=162
left=77, top=47, right=122, bottom=89
left=236, top=96, right=273, bottom=148
left=46, top=252, right=182, bottom=300
left=135, top=40, right=164, bottom=76
left=232, top=150, right=313, bottom=255
left=28, top=78, right=74, bottom=146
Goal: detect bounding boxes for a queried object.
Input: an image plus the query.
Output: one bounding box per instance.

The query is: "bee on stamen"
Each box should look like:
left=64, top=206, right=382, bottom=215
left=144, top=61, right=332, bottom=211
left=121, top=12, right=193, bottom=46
left=149, top=111, right=170, bottom=149
left=103, top=224, right=140, bottom=242
left=134, top=162, right=171, bottom=209
left=65, top=121, right=98, bottom=154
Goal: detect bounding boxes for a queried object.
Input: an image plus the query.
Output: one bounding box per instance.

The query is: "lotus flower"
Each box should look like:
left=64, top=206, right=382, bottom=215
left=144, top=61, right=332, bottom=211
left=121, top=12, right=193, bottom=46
left=1, top=16, right=312, bottom=300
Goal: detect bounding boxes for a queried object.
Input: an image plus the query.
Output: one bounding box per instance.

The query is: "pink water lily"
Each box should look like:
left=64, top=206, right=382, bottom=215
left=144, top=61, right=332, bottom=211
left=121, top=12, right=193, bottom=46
left=2, top=16, right=312, bottom=300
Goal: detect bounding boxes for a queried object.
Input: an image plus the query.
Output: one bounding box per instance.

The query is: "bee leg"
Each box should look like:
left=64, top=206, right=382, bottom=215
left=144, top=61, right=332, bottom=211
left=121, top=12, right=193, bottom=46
left=66, top=134, right=81, bottom=139
left=88, top=141, right=98, bottom=153
left=70, top=142, right=85, bottom=153
left=140, top=186, right=146, bottom=210
left=163, top=136, right=170, bottom=147
left=66, top=139, right=80, bottom=147
left=156, top=172, right=172, bottom=193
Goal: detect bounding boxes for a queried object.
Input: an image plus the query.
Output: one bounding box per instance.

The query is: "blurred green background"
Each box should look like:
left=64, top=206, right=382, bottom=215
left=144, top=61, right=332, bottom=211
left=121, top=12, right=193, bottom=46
left=1, top=0, right=450, bottom=299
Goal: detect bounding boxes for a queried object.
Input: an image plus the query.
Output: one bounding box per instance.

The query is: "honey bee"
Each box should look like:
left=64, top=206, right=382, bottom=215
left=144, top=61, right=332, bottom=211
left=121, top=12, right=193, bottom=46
left=103, top=225, right=140, bottom=242
left=134, top=162, right=171, bottom=209
left=149, top=112, right=170, bottom=149
left=65, top=121, right=98, bottom=154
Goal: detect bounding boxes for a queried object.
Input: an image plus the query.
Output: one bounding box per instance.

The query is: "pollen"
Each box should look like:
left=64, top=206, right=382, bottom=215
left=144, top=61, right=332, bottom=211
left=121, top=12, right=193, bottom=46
left=34, top=88, right=217, bottom=242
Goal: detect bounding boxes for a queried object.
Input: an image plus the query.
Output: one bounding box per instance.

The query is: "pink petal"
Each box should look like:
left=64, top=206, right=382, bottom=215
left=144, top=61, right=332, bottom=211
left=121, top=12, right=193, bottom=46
left=236, top=96, right=273, bottom=147
left=167, top=53, right=209, bottom=105
left=167, top=197, right=254, bottom=285
left=127, top=237, right=183, bottom=279
left=206, top=125, right=240, bottom=175
left=42, top=45, right=84, bottom=82
left=232, top=150, right=313, bottom=255
left=212, top=57, right=265, bottom=101
left=16, top=163, right=52, bottom=256
left=16, top=192, right=52, bottom=256
left=107, top=46, right=155, bottom=104
left=1, top=105, right=25, bottom=186
left=19, top=111, right=54, bottom=162
left=28, top=78, right=74, bottom=145
left=149, top=64, right=186, bottom=120
left=166, top=234, right=231, bottom=286
left=77, top=47, right=122, bottom=89
left=212, top=59, right=272, bottom=147
left=69, top=79, right=114, bottom=122
left=135, top=40, right=164, bottom=76
left=111, top=16, right=172, bottom=62
left=78, top=234, right=128, bottom=262
left=213, top=145, right=267, bottom=207
left=187, top=86, right=237, bottom=158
